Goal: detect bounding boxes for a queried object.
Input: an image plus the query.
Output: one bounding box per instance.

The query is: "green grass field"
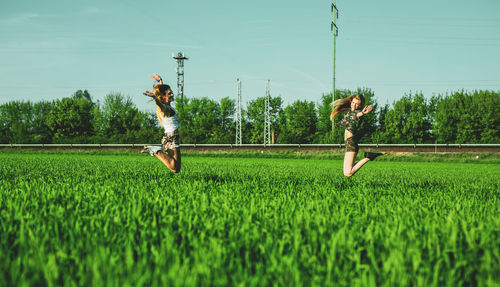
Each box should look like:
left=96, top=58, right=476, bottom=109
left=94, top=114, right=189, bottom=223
left=1, top=151, right=499, bottom=286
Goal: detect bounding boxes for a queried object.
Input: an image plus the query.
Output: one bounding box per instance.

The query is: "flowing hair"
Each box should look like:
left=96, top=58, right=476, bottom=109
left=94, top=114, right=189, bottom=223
left=330, top=94, right=365, bottom=120
left=153, top=84, right=171, bottom=125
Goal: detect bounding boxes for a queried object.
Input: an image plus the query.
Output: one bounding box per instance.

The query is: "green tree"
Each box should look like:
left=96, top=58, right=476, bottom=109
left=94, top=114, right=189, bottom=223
left=434, top=90, right=499, bottom=143
left=208, top=97, right=236, bottom=144
left=72, top=89, right=92, bottom=102
left=46, top=97, right=94, bottom=143
left=219, top=97, right=235, bottom=131
left=0, top=101, right=33, bottom=143
left=0, top=104, right=7, bottom=143
left=278, top=100, right=317, bottom=144
left=246, top=96, right=283, bottom=144
left=433, top=95, right=457, bottom=143
left=476, top=90, right=500, bottom=143
left=177, top=97, right=220, bottom=144
left=316, top=93, right=335, bottom=135
left=128, top=111, right=161, bottom=144
left=93, top=93, right=151, bottom=143
left=31, top=101, right=54, bottom=143
left=371, top=103, right=389, bottom=143
left=383, top=92, right=433, bottom=143
left=315, top=91, right=345, bottom=144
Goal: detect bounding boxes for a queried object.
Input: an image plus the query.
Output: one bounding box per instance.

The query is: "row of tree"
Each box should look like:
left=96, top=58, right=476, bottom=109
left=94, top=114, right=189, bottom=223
left=0, top=89, right=498, bottom=144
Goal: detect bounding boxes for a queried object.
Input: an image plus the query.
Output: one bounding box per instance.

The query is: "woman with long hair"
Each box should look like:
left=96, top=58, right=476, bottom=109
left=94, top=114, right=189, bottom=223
left=141, top=74, right=181, bottom=173
left=331, top=94, right=384, bottom=177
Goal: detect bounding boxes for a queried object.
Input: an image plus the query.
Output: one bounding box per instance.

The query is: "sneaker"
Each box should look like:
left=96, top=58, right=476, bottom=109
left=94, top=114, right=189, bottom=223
left=141, top=145, right=162, bottom=156
left=364, top=152, right=386, bottom=161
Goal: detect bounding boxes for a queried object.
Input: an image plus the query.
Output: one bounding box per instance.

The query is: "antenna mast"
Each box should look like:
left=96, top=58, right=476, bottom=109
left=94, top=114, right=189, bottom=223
left=264, top=80, right=271, bottom=146
left=236, top=79, right=242, bottom=146
left=331, top=1, right=339, bottom=129
left=172, top=52, right=188, bottom=100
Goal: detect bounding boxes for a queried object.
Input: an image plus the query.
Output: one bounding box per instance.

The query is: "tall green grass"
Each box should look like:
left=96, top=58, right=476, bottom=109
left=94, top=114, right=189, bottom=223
left=2, top=147, right=500, bottom=163
left=1, top=152, right=499, bottom=286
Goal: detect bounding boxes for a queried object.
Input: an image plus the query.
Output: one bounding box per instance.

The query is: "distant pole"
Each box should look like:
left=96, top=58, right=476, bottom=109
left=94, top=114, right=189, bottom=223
left=264, top=80, right=271, bottom=146
left=331, top=1, right=339, bottom=130
left=172, top=52, right=188, bottom=100
left=236, top=79, right=242, bottom=146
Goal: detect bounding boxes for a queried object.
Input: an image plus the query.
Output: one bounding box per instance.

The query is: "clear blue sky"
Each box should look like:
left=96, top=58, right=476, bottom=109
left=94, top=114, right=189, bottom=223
left=1, top=0, right=499, bottom=112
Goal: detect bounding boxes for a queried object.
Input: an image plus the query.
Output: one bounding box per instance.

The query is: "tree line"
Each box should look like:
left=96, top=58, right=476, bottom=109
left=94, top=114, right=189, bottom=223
left=0, top=89, right=498, bottom=144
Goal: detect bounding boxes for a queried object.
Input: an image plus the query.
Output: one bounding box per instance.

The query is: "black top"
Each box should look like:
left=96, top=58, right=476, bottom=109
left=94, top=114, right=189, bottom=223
left=335, top=109, right=362, bottom=134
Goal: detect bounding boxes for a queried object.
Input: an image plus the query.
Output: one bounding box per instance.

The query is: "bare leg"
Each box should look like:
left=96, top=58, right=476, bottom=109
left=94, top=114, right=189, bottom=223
left=343, top=151, right=370, bottom=177
left=154, top=148, right=181, bottom=173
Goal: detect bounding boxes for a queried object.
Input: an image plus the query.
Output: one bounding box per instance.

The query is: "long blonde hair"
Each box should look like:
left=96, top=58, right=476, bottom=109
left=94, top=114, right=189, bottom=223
left=153, top=84, right=171, bottom=125
left=330, top=94, right=365, bottom=120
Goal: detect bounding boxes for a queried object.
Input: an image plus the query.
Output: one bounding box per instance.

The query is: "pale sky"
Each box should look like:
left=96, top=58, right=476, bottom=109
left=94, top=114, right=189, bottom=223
left=1, top=0, right=499, bottom=112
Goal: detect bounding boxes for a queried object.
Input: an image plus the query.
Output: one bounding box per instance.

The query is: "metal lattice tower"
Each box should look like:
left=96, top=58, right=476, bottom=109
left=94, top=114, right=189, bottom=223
left=264, top=80, right=271, bottom=146
left=172, top=52, right=188, bottom=100
left=331, top=1, right=339, bottom=129
left=235, top=79, right=242, bottom=146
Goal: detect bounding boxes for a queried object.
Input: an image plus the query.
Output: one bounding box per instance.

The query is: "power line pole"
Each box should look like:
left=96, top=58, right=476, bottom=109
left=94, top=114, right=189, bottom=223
left=236, top=79, right=242, bottom=146
left=172, top=52, right=188, bottom=100
left=264, top=80, right=271, bottom=146
left=331, top=1, right=339, bottom=130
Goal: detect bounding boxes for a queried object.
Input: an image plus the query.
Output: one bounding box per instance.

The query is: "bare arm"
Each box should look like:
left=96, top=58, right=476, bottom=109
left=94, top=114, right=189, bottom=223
left=142, top=91, right=175, bottom=116
left=356, top=105, right=373, bottom=118
left=150, top=74, right=163, bottom=84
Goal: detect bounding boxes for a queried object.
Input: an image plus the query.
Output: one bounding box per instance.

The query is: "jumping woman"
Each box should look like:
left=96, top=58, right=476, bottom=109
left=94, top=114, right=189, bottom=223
left=331, top=94, right=384, bottom=177
left=142, top=74, right=181, bottom=173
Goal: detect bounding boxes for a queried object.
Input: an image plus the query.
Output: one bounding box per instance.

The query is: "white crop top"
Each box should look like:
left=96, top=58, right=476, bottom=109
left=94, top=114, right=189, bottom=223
left=159, top=107, right=180, bottom=133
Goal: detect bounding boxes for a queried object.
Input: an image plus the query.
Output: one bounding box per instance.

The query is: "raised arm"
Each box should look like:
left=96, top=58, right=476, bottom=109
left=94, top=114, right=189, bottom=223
left=357, top=105, right=373, bottom=118
left=150, top=74, right=163, bottom=84
left=142, top=91, right=174, bottom=116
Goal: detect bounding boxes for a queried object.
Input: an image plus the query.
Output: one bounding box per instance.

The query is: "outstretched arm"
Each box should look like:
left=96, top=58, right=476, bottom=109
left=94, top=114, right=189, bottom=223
left=357, top=105, right=373, bottom=118
left=143, top=91, right=174, bottom=116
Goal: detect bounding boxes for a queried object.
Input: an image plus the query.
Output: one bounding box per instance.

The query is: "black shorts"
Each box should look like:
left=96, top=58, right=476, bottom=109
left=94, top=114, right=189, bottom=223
left=345, top=137, right=359, bottom=153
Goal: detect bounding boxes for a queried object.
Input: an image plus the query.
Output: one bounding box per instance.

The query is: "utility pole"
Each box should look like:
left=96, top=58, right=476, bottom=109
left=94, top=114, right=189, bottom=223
left=236, top=79, right=242, bottom=146
left=331, top=1, right=339, bottom=130
left=172, top=52, right=188, bottom=100
left=264, top=80, right=271, bottom=146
